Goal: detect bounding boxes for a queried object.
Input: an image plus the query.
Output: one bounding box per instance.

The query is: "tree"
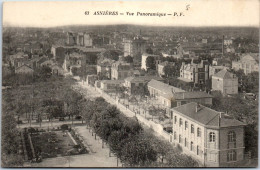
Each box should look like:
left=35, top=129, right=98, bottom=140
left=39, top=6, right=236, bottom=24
left=146, top=56, right=156, bottom=70
left=165, top=152, right=199, bottom=167
left=146, top=47, right=153, bottom=54
left=63, top=89, right=82, bottom=123
left=163, top=64, right=176, bottom=77
left=120, top=135, right=157, bottom=167
left=124, top=55, right=133, bottom=63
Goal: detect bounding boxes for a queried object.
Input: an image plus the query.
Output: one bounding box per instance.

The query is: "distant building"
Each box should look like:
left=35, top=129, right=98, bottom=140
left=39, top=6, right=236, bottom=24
left=141, top=53, right=161, bottom=71
left=123, top=36, right=146, bottom=57
left=51, top=45, right=65, bottom=60
left=224, top=39, right=233, bottom=46
left=50, top=64, right=64, bottom=76
left=111, top=61, right=134, bottom=80
left=179, top=60, right=209, bottom=85
left=202, top=39, right=208, bottom=44
left=170, top=102, right=245, bottom=167
left=232, top=53, right=259, bottom=75
left=209, top=65, right=229, bottom=77
left=96, top=59, right=114, bottom=79
left=212, top=69, right=238, bottom=95
left=15, top=65, right=34, bottom=75
left=124, top=76, right=163, bottom=95
left=99, top=80, right=124, bottom=92
left=41, top=59, right=55, bottom=67
left=66, top=32, right=93, bottom=47
left=157, top=61, right=175, bottom=77
left=67, top=32, right=77, bottom=46
left=83, top=34, right=93, bottom=47
left=86, top=75, right=98, bottom=86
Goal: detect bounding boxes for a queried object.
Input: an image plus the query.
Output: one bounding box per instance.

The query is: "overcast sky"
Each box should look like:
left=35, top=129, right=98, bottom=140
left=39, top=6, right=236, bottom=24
left=3, top=0, right=260, bottom=27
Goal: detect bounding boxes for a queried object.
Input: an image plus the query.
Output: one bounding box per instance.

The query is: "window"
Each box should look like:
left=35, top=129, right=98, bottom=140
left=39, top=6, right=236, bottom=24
left=185, top=138, right=187, bottom=147
left=227, top=150, right=237, bottom=162
left=179, top=135, right=182, bottom=143
left=174, top=116, right=177, bottom=124
left=179, top=118, right=183, bottom=127
left=209, top=132, right=216, bottom=142
left=197, top=145, right=200, bottom=155
left=197, top=128, right=201, bottom=137
left=228, top=131, right=236, bottom=143
left=170, top=111, right=173, bottom=119
left=191, top=124, right=194, bottom=133
left=174, top=132, right=176, bottom=140
left=190, top=141, right=193, bottom=151
left=185, top=121, right=188, bottom=130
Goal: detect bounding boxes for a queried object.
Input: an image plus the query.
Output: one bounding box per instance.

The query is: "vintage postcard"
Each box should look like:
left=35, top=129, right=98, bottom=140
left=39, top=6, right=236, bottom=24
left=2, top=0, right=259, bottom=168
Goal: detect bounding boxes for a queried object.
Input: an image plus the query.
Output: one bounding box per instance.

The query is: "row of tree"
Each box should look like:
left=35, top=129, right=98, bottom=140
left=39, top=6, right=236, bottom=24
left=79, top=97, right=199, bottom=167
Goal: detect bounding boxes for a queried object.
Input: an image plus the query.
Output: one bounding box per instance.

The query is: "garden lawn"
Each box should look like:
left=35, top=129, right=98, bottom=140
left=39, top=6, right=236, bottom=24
left=31, top=131, right=75, bottom=158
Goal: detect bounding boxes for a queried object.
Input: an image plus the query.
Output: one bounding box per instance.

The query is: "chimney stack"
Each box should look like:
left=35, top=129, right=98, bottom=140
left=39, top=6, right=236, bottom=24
left=196, top=103, right=200, bottom=113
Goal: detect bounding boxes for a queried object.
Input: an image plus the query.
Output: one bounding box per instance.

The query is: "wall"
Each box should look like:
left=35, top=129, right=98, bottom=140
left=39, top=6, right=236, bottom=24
left=172, top=110, right=206, bottom=164
left=218, top=126, right=245, bottom=166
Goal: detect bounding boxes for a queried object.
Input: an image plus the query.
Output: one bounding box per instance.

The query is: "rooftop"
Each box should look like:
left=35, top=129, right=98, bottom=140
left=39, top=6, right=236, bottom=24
left=125, top=76, right=163, bottom=83
left=148, top=79, right=185, bottom=94
left=213, top=69, right=236, bottom=79
left=173, top=102, right=245, bottom=128
left=173, top=91, right=213, bottom=100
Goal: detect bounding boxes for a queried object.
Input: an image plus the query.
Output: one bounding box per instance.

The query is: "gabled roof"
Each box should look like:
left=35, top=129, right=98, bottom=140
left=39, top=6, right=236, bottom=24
left=148, top=79, right=185, bottom=95
left=241, top=53, right=259, bottom=63
left=158, top=61, right=175, bottom=67
left=213, top=69, right=236, bottom=79
left=173, top=102, right=245, bottom=128
left=15, top=64, right=33, bottom=71
left=125, top=76, right=163, bottom=83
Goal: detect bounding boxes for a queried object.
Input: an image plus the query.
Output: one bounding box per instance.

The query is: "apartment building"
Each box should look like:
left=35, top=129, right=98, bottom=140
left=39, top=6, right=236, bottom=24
left=179, top=60, right=209, bottom=85
left=170, top=102, right=245, bottom=167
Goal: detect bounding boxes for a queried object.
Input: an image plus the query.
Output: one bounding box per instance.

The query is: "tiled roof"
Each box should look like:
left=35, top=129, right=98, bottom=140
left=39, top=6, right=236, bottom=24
left=241, top=53, right=259, bottom=63
left=173, top=102, right=245, bottom=128
left=158, top=61, right=174, bottom=67
left=101, top=80, right=124, bottom=84
left=173, top=91, right=213, bottom=100
left=148, top=79, right=185, bottom=94
left=125, top=76, right=163, bottom=83
left=213, top=69, right=236, bottom=79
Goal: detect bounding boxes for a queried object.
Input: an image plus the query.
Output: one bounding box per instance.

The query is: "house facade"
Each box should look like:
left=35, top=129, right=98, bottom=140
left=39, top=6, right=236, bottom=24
left=123, top=36, right=146, bottom=57
left=15, top=65, right=34, bottom=75
left=99, top=80, right=124, bottom=92
left=111, top=61, right=134, bottom=80
left=157, top=61, right=175, bottom=77
left=179, top=60, right=209, bottom=85
left=232, top=53, right=259, bottom=75
left=170, top=102, right=245, bottom=167
left=209, top=65, right=229, bottom=78
left=141, top=53, right=161, bottom=71
left=212, top=69, right=238, bottom=95
left=124, top=76, right=163, bottom=95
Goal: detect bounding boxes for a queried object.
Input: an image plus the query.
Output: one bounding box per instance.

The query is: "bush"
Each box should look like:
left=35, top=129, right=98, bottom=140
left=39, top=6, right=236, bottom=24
left=60, top=124, right=69, bottom=131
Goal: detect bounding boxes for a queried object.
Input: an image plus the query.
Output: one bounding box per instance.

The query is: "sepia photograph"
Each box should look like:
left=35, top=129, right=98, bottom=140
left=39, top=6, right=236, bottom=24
left=1, top=0, right=259, bottom=168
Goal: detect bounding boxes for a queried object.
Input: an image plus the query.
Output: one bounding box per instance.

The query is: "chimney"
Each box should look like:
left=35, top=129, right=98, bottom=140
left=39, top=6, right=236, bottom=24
left=196, top=103, right=200, bottom=113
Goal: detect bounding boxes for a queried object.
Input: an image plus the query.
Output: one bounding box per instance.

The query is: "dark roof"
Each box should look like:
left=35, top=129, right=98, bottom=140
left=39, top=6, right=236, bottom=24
left=173, top=91, right=213, bottom=100
left=148, top=79, right=185, bottom=94
left=173, top=102, right=245, bottom=128
left=125, top=76, right=163, bottom=83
